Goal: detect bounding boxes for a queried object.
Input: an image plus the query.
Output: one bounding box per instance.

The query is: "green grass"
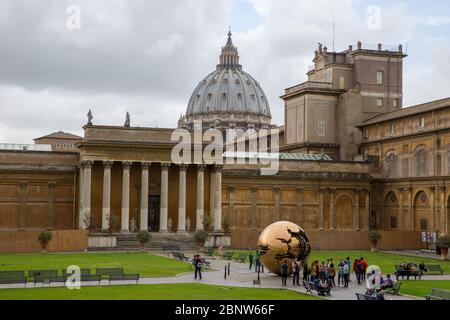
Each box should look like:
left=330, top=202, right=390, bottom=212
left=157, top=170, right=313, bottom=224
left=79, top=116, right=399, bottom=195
left=0, top=252, right=189, bottom=277
left=399, top=281, right=450, bottom=298
left=221, top=250, right=450, bottom=275
left=0, top=283, right=321, bottom=300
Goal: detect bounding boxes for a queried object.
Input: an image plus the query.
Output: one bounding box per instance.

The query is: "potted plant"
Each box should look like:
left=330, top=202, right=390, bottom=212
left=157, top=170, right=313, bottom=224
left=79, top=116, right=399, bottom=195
left=195, top=230, right=209, bottom=248
left=436, top=235, right=450, bottom=260
left=137, top=231, right=151, bottom=251
left=108, top=213, right=120, bottom=235
left=38, top=230, right=53, bottom=253
left=222, top=218, right=231, bottom=235
left=368, top=230, right=382, bottom=251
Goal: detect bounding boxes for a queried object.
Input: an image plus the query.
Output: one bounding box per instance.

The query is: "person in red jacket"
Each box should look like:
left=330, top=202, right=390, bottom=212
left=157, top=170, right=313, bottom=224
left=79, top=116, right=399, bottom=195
left=360, top=257, right=368, bottom=281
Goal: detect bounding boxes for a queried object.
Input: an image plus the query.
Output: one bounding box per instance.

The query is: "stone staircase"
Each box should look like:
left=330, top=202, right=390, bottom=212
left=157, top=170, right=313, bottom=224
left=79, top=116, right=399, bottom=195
left=116, top=232, right=200, bottom=252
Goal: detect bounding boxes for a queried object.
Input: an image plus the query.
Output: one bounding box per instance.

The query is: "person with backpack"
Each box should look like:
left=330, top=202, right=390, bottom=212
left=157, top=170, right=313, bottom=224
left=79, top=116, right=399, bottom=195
left=248, top=250, right=254, bottom=271
left=342, top=262, right=349, bottom=288
left=337, top=259, right=344, bottom=287
left=356, top=259, right=364, bottom=284
left=280, top=260, right=289, bottom=287
left=194, top=255, right=203, bottom=280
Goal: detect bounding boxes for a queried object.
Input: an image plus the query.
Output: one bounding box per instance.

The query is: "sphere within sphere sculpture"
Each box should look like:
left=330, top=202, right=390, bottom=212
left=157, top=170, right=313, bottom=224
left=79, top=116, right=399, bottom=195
left=257, top=221, right=311, bottom=275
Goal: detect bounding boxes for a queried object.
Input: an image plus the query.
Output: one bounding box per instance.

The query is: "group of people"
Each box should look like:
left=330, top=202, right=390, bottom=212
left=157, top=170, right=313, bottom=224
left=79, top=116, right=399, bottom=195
left=248, top=250, right=264, bottom=273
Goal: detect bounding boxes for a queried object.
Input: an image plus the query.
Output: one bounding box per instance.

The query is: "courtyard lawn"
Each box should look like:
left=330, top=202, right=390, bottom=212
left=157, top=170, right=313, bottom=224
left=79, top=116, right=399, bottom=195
left=399, top=280, right=450, bottom=299
left=220, top=250, right=450, bottom=274
left=0, top=252, right=189, bottom=277
left=0, top=283, right=321, bottom=300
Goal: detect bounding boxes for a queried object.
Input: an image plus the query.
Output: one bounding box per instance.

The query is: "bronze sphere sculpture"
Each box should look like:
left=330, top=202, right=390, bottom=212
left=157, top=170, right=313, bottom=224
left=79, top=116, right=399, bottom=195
left=257, top=221, right=311, bottom=275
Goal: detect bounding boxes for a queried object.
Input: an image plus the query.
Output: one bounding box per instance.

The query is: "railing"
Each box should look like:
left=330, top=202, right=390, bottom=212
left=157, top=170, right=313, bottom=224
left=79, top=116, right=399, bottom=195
left=284, top=81, right=333, bottom=95
left=0, top=143, right=52, bottom=151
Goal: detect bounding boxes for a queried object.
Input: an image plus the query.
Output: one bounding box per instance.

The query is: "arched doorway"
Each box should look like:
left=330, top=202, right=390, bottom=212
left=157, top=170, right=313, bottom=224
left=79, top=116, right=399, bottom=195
left=335, top=194, right=353, bottom=230
left=413, top=191, right=431, bottom=231
left=385, top=192, right=399, bottom=230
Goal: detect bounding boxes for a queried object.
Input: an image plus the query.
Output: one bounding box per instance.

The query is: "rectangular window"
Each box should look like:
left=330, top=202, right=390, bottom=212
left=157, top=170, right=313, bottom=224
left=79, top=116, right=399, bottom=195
left=390, top=216, right=397, bottom=229
left=390, top=123, right=395, bottom=134
left=419, top=117, right=425, bottom=129
left=420, top=219, right=428, bottom=231
left=402, top=159, right=409, bottom=177
left=377, top=71, right=384, bottom=85
left=437, top=154, right=442, bottom=176
left=377, top=98, right=384, bottom=107
left=318, top=120, right=325, bottom=137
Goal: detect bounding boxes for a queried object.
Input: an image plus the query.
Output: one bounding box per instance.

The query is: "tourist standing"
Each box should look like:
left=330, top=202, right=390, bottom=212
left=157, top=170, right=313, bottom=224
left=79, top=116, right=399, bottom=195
left=281, top=260, right=289, bottom=287
left=337, top=259, right=344, bottom=287
left=346, top=257, right=351, bottom=281
left=360, top=257, right=368, bottom=281
left=292, top=259, right=300, bottom=286
left=255, top=250, right=261, bottom=273
left=194, top=255, right=203, bottom=280
left=343, top=262, right=349, bottom=288
left=248, top=251, right=254, bottom=271
left=302, top=261, right=309, bottom=282
left=329, top=263, right=336, bottom=287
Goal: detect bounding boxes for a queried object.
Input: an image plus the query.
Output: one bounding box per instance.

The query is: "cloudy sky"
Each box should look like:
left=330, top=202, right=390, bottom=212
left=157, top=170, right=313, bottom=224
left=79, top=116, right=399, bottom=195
left=0, top=0, right=449, bottom=143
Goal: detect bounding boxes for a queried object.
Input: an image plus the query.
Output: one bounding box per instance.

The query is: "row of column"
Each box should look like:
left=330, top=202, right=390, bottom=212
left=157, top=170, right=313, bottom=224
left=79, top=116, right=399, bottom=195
left=79, top=161, right=223, bottom=233
left=318, top=188, right=370, bottom=231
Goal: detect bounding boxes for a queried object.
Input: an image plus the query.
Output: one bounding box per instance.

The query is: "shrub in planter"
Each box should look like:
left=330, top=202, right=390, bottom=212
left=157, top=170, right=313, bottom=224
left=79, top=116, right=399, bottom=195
left=38, top=231, right=53, bottom=253
left=137, top=231, right=151, bottom=250
left=368, top=230, right=382, bottom=251
left=195, top=230, right=209, bottom=247
left=436, top=235, right=450, bottom=260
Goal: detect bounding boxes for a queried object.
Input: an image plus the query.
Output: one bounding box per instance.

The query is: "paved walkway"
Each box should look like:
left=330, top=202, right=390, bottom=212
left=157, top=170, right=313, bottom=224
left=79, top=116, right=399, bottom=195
left=0, top=252, right=421, bottom=300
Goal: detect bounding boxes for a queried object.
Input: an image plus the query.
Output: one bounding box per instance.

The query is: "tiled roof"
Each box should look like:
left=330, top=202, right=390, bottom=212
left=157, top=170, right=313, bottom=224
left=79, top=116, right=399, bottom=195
left=359, top=97, right=450, bottom=126
left=34, top=131, right=83, bottom=141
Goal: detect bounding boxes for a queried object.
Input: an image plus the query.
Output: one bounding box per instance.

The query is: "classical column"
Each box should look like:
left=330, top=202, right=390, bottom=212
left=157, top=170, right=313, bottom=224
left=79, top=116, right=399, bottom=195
left=213, top=166, right=223, bottom=232
left=140, top=162, right=150, bottom=231
left=354, top=189, right=360, bottom=231
left=209, top=169, right=216, bottom=228
left=329, top=188, right=335, bottom=231
left=440, top=187, right=447, bottom=235
left=177, top=164, right=187, bottom=234
left=18, top=181, right=28, bottom=230
left=81, top=160, right=93, bottom=230
left=296, top=187, right=304, bottom=224
left=47, top=182, right=56, bottom=229
left=251, top=186, right=258, bottom=229
left=196, top=165, right=206, bottom=231
left=121, top=162, right=132, bottom=233
left=365, top=189, right=370, bottom=231
left=430, top=187, right=436, bottom=232
left=399, top=188, right=404, bottom=231
left=274, top=187, right=281, bottom=222
left=78, top=164, right=84, bottom=223
left=159, top=163, right=170, bottom=233
left=228, top=186, right=235, bottom=229
left=102, top=161, right=112, bottom=232
left=318, top=188, right=324, bottom=231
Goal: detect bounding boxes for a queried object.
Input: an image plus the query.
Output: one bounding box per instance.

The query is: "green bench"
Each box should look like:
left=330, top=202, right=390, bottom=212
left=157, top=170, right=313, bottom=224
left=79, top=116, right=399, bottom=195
left=425, top=288, right=450, bottom=300
left=33, top=275, right=67, bottom=287
left=95, top=268, right=124, bottom=279
left=109, top=273, right=139, bottom=284
left=0, top=276, right=27, bottom=286
left=384, top=282, right=402, bottom=295
left=223, top=252, right=234, bottom=260
left=63, top=268, right=91, bottom=276
left=28, top=270, right=58, bottom=281
left=0, top=271, right=25, bottom=278
left=425, top=265, right=444, bottom=275
left=394, top=265, right=422, bottom=280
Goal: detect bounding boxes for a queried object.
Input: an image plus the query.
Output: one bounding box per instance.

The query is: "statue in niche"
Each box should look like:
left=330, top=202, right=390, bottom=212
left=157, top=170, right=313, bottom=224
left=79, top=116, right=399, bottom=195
left=167, top=217, right=173, bottom=232
left=186, top=216, right=191, bottom=232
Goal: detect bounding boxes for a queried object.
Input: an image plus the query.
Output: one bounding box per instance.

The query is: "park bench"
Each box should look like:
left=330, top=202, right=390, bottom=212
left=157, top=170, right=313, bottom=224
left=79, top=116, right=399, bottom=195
left=81, top=275, right=102, bottom=284
left=0, top=276, right=27, bottom=286
left=0, top=271, right=25, bottom=278
left=425, top=288, right=450, bottom=300
left=384, top=282, right=402, bottom=295
left=356, top=293, right=376, bottom=301
left=223, top=252, right=234, bottom=260
left=178, top=253, right=191, bottom=262
left=109, top=273, right=140, bottom=284
left=28, top=270, right=58, bottom=281
left=62, top=269, right=91, bottom=276
left=163, top=244, right=180, bottom=252
left=234, top=254, right=247, bottom=263
left=34, top=275, right=67, bottom=287
left=96, top=268, right=124, bottom=279
left=303, top=281, right=315, bottom=294
left=425, top=265, right=444, bottom=275
left=394, top=265, right=422, bottom=280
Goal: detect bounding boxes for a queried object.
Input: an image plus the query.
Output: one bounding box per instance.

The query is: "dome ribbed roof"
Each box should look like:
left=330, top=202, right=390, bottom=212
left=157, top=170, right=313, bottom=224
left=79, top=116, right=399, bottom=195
left=182, top=32, right=272, bottom=130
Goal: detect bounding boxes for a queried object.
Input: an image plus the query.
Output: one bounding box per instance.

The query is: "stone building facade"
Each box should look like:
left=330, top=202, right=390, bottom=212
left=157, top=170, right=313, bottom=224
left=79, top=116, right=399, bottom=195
left=0, top=34, right=448, bottom=250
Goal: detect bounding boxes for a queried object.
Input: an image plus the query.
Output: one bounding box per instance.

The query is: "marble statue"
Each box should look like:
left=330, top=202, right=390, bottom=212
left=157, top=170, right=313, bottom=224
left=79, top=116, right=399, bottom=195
left=186, top=216, right=191, bottom=232
left=87, top=109, right=93, bottom=126
left=130, top=217, right=137, bottom=233
left=124, top=112, right=131, bottom=128
left=167, top=217, right=173, bottom=232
